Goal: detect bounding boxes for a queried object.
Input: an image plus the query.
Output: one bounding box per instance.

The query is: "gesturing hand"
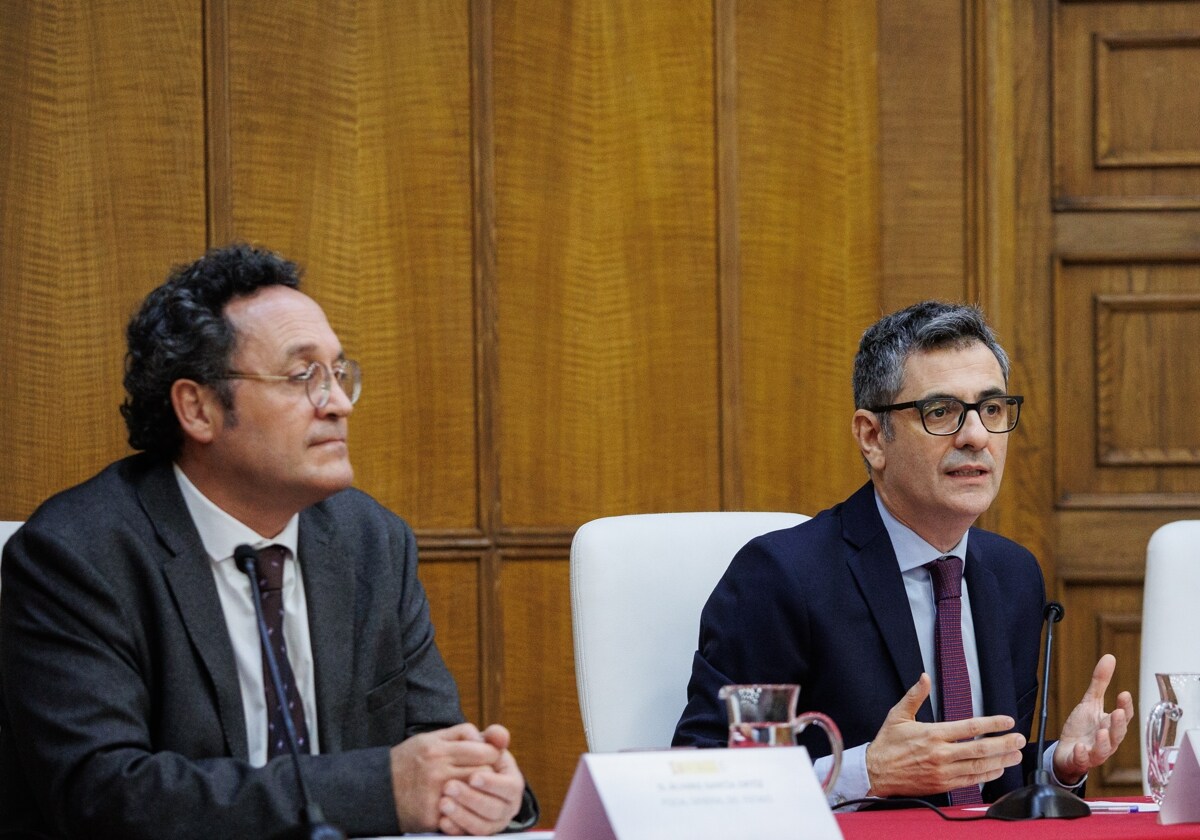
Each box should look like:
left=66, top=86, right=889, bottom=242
left=1053, top=654, right=1133, bottom=785
left=865, top=674, right=1025, bottom=797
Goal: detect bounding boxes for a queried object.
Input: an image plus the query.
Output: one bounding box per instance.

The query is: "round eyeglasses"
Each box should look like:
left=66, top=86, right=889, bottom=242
left=865, top=394, right=1023, bottom=436
left=221, top=359, right=362, bottom=409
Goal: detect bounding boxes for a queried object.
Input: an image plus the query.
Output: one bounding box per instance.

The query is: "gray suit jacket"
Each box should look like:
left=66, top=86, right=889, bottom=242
left=0, top=454, right=529, bottom=838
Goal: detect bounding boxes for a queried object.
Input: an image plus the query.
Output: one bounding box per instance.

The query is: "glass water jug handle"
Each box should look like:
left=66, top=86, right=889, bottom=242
left=792, top=712, right=843, bottom=797
left=1147, top=700, right=1183, bottom=792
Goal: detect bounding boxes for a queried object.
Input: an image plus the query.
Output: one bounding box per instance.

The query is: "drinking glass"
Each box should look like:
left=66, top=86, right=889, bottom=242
left=719, top=683, right=843, bottom=795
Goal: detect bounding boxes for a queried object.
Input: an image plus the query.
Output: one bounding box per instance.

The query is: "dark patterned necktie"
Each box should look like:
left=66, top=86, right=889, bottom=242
left=925, top=555, right=983, bottom=806
left=254, top=545, right=310, bottom=759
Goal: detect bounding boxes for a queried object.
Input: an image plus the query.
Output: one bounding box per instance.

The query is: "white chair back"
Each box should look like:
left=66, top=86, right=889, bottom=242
left=0, top=522, right=19, bottom=549
left=570, top=511, right=809, bottom=753
left=1139, top=520, right=1200, bottom=793
left=0, top=521, right=23, bottom=601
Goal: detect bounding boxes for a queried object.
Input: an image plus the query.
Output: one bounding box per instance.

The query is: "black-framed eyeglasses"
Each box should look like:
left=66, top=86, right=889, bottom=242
left=220, top=359, right=362, bottom=409
left=865, top=394, right=1023, bottom=436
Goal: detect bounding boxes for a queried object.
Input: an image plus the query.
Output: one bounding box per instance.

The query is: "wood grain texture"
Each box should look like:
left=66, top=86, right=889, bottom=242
left=1056, top=580, right=1144, bottom=795
left=878, top=0, right=968, bottom=309
left=735, top=0, right=880, bottom=515
left=1055, top=262, right=1200, bottom=504
left=1057, top=509, right=1194, bottom=579
left=1035, top=0, right=1200, bottom=796
left=420, top=555, right=483, bottom=723
left=0, top=0, right=206, bottom=519
left=1055, top=1, right=1200, bottom=208
left=492, top=0, right=720, bottom=530
left=224, top=1, right=479, bottom=532
left=995, top=0, right=1057, bottom=582
left=498, top=554, right=586, bottom=828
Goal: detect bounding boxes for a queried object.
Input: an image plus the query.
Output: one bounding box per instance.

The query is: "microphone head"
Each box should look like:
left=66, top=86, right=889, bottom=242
left=233, top=544, right=260, bottom=575
left=1044, top=601, right=1065, bottom=623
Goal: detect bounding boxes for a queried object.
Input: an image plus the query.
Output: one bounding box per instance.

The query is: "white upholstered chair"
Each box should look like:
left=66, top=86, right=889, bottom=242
left=1139, top=520, right=1200, bottom=793
left=570, top=511, right=809, bottom=753
left=0, top=521, right=23, bottom=601
left=0, top=522, right=20, bottom=549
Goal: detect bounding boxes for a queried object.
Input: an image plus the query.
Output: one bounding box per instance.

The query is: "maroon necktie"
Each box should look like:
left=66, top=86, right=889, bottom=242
left=925, top=555, right=983, bottom=805
left=254, top=545, right=311, bottom=759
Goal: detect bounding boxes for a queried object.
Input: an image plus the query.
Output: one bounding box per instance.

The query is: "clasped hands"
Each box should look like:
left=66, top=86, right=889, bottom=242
left=865, top=654, right=1132, bottom=797
left=390, top=722, right=525, bottom=835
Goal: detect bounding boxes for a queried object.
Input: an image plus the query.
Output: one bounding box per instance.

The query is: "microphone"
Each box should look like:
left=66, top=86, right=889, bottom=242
left=234, top=544, right=347, bottom=840
left=986, top=600, right=1090, bottom=819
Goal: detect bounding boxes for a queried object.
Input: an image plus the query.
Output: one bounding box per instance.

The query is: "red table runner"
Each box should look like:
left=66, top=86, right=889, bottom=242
left=837, top=799, right=1200, bottom=840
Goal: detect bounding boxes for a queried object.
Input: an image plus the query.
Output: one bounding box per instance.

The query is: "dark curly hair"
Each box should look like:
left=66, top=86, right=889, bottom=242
left=121, top=243, right=303, bottom=460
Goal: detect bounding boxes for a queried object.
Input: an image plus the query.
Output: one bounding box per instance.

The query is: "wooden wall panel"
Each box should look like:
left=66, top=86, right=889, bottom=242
left=0, top=0, right=898, bottom=827
left=224, top=2, right=479, bottom=532
left=0, top=0, right=206, bottom=519
left=1057, top=579, right=1144, bottom=793
left=735, top=0, right=880, bottom=514
left=492, top=0, right=721, bottom=530
left=421, top=556, right=483, bottom=723
left=1054, top=261, right=1200, bottom=506
left=878, top=0, right=968, bottom=311
left=1056, top=1, right=1200, bottom=208
left=498, top=555, right=586, bottom=829
left=1042, top=0, right=1200, bottom=796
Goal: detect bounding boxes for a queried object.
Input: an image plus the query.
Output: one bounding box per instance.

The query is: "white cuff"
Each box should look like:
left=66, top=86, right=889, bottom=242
left=814, top=742, right=872, bottom=808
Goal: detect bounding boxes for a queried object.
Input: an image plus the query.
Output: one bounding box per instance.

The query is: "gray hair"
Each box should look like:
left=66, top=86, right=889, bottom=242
left=853, top=300, right=1010, bottom=439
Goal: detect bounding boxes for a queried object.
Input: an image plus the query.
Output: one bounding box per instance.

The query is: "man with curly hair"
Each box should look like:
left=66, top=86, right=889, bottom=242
left=0, top=244, right=537, bottom=838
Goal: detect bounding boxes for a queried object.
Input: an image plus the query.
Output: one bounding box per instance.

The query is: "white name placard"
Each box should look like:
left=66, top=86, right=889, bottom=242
left=1160, top=729, right=1200, bottom=825
left=554, top=747, right=843, bottom=840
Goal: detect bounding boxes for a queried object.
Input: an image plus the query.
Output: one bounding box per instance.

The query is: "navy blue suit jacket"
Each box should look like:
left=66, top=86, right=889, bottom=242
left=673, top=482, right=1046, bottom=804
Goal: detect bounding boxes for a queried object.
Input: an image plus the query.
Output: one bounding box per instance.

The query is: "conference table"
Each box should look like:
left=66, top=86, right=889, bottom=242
left=835, top=799, right=1200, bottom=840
left=388, top=799, right=1199, bottom=838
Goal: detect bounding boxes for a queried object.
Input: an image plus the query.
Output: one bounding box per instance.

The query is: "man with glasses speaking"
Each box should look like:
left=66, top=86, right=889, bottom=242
left=0, top=244, right=537, bottom=838
left=674, top=300, right=1133, bottom=807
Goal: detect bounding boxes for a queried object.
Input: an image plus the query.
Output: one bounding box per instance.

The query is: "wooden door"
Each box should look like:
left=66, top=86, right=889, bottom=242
left=1010, top=0, right=1200, bottom=795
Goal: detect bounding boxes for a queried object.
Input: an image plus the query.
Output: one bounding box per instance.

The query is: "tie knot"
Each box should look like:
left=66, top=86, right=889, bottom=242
left=256, top=544, right=289, bottom=592
left=925, top=555, right=963, bottom=601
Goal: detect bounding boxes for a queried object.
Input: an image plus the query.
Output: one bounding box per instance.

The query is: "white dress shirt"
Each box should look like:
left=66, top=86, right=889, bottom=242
left=173, top=465, right=319, bottom=767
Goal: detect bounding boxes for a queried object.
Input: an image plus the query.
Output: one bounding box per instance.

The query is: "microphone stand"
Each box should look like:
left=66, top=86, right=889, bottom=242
left=235, top=545, right=347, bottom=840
left=987, top=601, right=1090, bottom=819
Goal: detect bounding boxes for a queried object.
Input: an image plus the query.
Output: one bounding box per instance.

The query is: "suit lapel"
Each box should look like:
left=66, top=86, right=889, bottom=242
left=964, top=542, right=1017, bottom=720
left=842, top=484, right=933, bottom=723
left=298, top=504, right=355, bottom=753
left=136, top=462, right=249, bottom=760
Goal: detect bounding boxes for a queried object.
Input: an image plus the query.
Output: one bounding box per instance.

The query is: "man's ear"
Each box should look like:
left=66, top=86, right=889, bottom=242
left=171, top=379, right=221, bottom=444
left=852, top=409, right=887, bottom=472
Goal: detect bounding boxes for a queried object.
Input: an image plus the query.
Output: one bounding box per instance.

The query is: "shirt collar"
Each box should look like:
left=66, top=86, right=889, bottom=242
left=173, top=463, right=300, bottom=563
left=873, top=489, right=969, bottom=574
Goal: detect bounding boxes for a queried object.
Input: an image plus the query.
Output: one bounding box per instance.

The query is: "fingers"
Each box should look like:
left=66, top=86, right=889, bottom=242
left=867, top=691, right=1024, bottom=799
left=426, top=725, right=508, bottom=768
left=439, top=722, right=485, bottom=742
left=1084, top=653, right=1116, bottom=700
left=938, top=714, right=1019, bottom=742
left=867, top=731, right=1023, bottom=797
left=1116, top=690, right=1135, bottom=723
left=1056, top=663, right=1136, bottom=782
left=437, top=757, right=525, bottom=835
left=389, top=726, right=511, bottom=832
left=481, top=723, right=511, bottom=753
left=887, top=673, right=932, bottom=722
